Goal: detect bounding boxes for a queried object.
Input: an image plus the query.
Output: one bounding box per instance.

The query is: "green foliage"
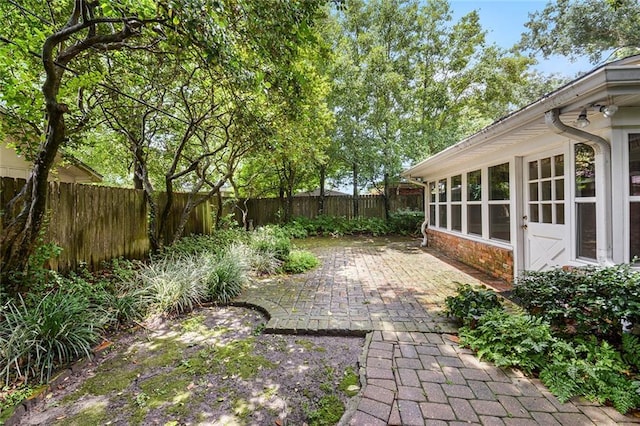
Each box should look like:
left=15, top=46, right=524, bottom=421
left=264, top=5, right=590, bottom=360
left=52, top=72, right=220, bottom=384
left=622, top=333, right=640, bottom=370
left=540, top=337, right=640, bottom=414
left=251, top=226, right=292, bottom=261
left=0, top=384, right=35, bottom=422
left=161, top=231, right=250, bottom=258
left=387, top=209, right=424, bottom=235
left=0, top=292, right=105, bottom=384
left=519, top=0, right=640, bottom=63
left=306, top=394, right=345, bottom=426
left=445, top=284, right=503, bottom=326
left=135, top=255, right=209, bottom=315
left=282, top=250, right=320, bottom=274
left=459, top=309, right=554, bottom=374
left=514, top=264, right=640, bottom=340
left=208, top=245, right=249, bottom=303
left=290, top=215, right=390, bottom=237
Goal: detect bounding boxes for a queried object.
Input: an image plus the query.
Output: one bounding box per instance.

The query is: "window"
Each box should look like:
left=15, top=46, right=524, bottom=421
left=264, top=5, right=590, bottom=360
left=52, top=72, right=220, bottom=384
left=451, top=175, right=462, bottom=231
left=488, top=163, right=510, bottom=241
left=438, top=179, right=447, bottom=228
left=466, top=170, right=482, bottom=235
left=575, top=143, right=596, bottom=259
left=429, top=182, right=436, bottom=227
left=629, top=134, right=640, bottom=260
left=527, top=155, right=564, bottom=224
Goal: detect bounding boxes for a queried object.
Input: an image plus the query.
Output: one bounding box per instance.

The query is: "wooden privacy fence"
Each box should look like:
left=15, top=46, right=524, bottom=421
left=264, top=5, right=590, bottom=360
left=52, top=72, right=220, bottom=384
left=0, top=177, right=423, bottom=272
left=244, top=194, right=423, bottom=227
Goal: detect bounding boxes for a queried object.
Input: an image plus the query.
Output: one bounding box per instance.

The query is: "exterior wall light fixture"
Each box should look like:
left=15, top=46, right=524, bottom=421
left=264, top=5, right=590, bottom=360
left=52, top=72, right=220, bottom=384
left=575, top=108, right=590, bottom=128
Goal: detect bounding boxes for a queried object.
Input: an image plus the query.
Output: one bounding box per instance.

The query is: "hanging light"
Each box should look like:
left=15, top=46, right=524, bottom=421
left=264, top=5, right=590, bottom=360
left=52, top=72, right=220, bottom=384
left=599, top=104, right=619, bottom=118
left=575, top=108, right=590, bottom=128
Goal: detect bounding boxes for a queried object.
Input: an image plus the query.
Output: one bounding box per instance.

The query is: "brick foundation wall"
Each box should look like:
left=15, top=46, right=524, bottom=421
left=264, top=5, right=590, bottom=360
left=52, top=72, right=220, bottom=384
left=427, top=229, right=514, bottom=283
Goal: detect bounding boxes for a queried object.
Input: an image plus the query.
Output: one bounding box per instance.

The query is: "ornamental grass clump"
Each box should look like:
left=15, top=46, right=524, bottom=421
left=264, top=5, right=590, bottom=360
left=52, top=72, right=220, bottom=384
left=135, top=255, right=209, bottom=315
left=207, top=244, right=250, bottom=303
left=0, top=292, right=105, bottom=384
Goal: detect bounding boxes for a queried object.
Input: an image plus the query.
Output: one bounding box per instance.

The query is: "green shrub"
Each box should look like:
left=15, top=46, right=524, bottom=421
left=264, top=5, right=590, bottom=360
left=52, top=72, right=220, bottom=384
left=282, top=250, right=320, bottom=274
left=388, top=209, right=424, bottom=235
left=251, top=226, right=292, bottom=261
left=0, top=292, right=105, bottom=384
left=445, top=284, right=503, bottom=326
left=162, top=230, right=249, bottom=258
left=540, top=337, right=640, bottom=413
left=514, top=264, right=640, bottom=340
left=290, top=215, right=391, bottom=237
left=459, top=309, right=554, bottom=374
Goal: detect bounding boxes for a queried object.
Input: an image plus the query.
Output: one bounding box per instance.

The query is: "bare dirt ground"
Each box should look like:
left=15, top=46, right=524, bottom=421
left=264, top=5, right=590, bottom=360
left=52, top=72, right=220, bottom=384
left=17, top=306, right=364, bottom=426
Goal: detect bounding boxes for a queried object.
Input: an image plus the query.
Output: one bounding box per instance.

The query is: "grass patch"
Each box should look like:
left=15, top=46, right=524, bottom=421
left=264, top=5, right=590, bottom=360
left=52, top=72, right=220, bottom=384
left=307, top=395, right=344, bottom=426
left=338, top=366, right=360, bottom=397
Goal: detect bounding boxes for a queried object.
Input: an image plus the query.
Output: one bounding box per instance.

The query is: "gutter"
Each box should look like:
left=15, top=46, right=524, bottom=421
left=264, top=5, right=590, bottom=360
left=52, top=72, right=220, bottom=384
left=405, top=177, right=430, bottom=247
left=544, top=108, right=614, bottom=265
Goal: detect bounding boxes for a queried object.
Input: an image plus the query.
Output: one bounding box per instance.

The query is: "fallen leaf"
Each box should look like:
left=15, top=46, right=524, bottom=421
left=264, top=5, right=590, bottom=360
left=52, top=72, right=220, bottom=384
left=275, top=419, right=282, bottom=426
left=187, top=382, right=196, bottom=390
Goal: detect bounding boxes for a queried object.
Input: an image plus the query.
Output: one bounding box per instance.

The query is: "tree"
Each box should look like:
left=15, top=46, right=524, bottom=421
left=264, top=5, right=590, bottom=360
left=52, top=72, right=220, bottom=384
left=326, top=0, right=532, bottom=218
left=0, top=0, right=333, bottom=292
left=0, top=1, right=168, bottom=292
left=519, top=0, right=640, bottom=64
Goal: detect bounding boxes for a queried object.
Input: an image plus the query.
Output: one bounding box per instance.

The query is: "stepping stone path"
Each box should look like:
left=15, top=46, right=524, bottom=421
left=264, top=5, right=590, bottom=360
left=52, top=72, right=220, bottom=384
left=237, top=237, right=640, bottom=425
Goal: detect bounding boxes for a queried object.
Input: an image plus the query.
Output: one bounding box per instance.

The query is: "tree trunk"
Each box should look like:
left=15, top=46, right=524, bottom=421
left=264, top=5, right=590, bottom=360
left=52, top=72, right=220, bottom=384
left=352, top=162, right=359, bottom=218
left=0, top=102, right=67, bottom=292
left=383, top=171, right=390, bottom=221
left=318, top=165, right=326, bottom=216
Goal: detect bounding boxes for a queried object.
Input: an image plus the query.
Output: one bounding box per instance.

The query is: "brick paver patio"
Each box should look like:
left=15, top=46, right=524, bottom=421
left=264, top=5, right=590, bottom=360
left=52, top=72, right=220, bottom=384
left=236, top=236, right=640, bottom=425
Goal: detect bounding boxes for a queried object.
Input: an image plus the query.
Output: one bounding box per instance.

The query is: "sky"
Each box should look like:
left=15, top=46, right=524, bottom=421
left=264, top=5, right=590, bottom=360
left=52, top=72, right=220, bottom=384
left=449, top=0, right=597, bottom=77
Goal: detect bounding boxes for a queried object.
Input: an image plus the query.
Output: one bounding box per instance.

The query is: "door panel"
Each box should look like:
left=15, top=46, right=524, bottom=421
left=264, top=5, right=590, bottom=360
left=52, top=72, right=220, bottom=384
left=524, top=152, right=569, bottom=271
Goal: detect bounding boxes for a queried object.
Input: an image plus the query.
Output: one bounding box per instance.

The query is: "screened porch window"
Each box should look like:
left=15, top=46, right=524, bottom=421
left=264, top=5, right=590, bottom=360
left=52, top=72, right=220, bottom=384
left=467, top=170, right=482, bottom=236
left=429, top=182, right=436, bottom=227
left=575, top=143, right=596, bottom=259
left=488, top=163, right=510, bottom=241
left=451, top=175, right=462, bottom=231
left=629, top=134, right=640, bottom=261
left=438, top=179, right=447, bottom=228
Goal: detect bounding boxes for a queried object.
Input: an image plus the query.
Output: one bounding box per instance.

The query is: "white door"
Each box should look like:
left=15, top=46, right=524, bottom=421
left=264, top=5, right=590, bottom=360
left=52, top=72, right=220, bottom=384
left=523, top=152, right=569, bottom=271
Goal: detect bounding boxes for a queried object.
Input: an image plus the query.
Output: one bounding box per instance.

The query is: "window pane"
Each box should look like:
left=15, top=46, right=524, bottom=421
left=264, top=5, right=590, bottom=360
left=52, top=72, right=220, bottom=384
left=439, top=204, right=447, bottom=228
left=467, top=205, right=482, bottom=235
left=451, top=175, right=462, bottom=202
left=541, top=157, right=552, bottom=178
left=541, top=181, right=552, bottom=201
left=451, top=205, right=462, bottom=231
left=542, top=204, right=552, bottom=223
left=489, top=204, right=511, bottom=241
left=439, top=179, right=447, bottom=202
left=629, top=134, right=640, bottom=196
left=556, top=204, right=565, bottom=225
left=429, top=182, right=436, bottom=203
left=555, top=179, right=564, bottom=200
left=429, top=205, right=436, bottom=227
left=530, top=204, right=539, bottom=222
left=575, top=144, right=596, bottom=197
left=528, top=161, right=538, bottom=180
left=489, top=163, right=510, bottom=200
left=631, top=202, right=640, bottom=260
left=467, top=170, right=481, bottom=202
left=529, top=183, right=538, bottom=201
left=577, top=202, right=596, bottom=259
left=554, top=155, right=564, bottom=177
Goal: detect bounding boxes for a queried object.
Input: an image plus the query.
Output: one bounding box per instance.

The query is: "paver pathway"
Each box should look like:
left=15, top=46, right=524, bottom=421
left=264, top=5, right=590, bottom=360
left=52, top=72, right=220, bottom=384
left=236, top=236, right=640, bottom=425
